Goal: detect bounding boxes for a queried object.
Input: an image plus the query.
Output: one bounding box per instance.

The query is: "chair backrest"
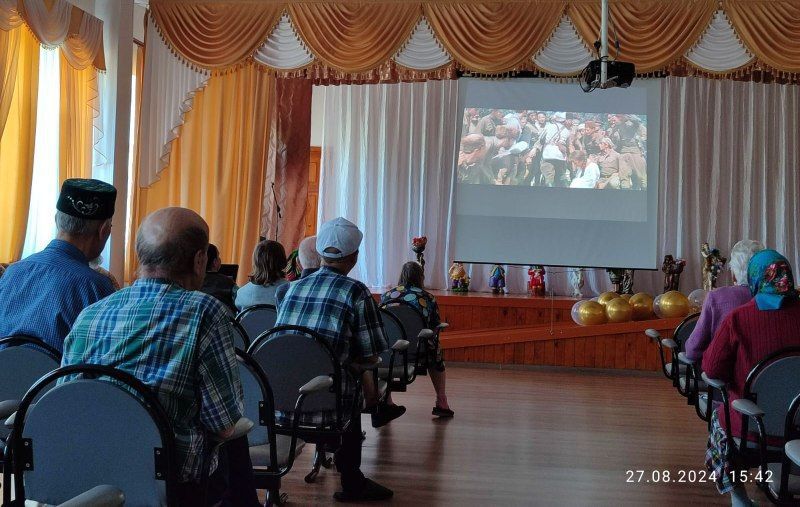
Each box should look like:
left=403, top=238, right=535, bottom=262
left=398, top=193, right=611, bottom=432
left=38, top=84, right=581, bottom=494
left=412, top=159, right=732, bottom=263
left=380, top=301, right=427, bottom=363
left=236, top=350, right=275, bottom=449
left=674, top=313, right=700, bottom=352
left=230, top=319, right=250, bottom=351
left=248, top=326, right=340, bottom=419
left=12, top=364, right=177, bottom=506
left=236, top=304, right=278, bottom=344
left=745, top=347, right=800, bottom=437
left=378, top=309, right=407, bottom=366
left=0, top=336, right=61, bottom=439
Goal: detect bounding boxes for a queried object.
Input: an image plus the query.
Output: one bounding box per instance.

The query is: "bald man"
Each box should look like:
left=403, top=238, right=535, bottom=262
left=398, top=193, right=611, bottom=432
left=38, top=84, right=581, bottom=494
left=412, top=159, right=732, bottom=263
left=61, top=207, right=258, bottom=506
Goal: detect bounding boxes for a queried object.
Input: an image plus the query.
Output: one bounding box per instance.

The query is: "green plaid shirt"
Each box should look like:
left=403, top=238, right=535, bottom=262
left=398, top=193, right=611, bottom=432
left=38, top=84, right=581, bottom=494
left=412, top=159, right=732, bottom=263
left=61, top=278, right=243, bottom=482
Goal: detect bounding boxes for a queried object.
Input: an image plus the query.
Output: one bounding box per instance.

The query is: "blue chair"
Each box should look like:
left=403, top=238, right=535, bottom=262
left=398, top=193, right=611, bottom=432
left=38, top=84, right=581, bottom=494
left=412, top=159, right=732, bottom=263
left=5, top=363, right=180, bottom=506
left=377, top=308, right=414, bottom=392
left=644, top=312, right=700, bottom=389
left=380, top=299, right=446, bottom=377
left=236, top=304, right=278, bottom=345
left=230, top=318, right=251, bottom=351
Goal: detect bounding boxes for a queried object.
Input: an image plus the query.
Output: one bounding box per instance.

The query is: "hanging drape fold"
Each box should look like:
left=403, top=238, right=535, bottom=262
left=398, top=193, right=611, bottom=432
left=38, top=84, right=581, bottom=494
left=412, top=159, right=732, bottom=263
left=724, top=0, right=800, bottom=74
left=59, top=53, right=97, bottom=181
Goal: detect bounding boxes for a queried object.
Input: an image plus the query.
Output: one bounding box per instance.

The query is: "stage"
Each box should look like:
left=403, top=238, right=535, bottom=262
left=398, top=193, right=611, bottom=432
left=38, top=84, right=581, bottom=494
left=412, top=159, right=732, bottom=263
left=427, top=291, right=679, bottom=372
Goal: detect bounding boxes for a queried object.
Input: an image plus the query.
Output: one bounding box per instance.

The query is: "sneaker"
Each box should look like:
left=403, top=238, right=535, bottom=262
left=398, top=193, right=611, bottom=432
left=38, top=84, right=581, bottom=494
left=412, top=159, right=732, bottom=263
left=432, top=405, right=454, bottom=418
left=334, top=478, right=394, bottom=502
left=371, top=403, right=406, bottom=428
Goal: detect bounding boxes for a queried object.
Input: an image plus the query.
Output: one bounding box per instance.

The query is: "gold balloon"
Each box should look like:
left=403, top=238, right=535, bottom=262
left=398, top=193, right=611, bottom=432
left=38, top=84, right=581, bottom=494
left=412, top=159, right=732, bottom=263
left=577, top=300, right=608, bottom=326
left=606, top=297, right=633, bottom=323
left=655, top=290, right=691, bottom=318
left=620, top=294, right=632, bottom=301
left=629, top=292, right=654, bottom=320
left=597, top=291, right=620, bottom=306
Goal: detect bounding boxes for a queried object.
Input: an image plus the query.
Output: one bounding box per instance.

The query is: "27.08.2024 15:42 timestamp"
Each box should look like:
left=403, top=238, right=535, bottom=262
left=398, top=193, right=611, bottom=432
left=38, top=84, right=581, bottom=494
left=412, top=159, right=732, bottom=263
left=625, top=469, right=774, bottom=483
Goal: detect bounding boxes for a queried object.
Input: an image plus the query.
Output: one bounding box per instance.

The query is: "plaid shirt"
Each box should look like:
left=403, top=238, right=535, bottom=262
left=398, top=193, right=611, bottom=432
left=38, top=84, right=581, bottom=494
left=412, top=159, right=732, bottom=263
left=61, top=278, right=243, bottom=482
left=275, top=266, right=388, bottom=425
left=0, top=240, right=115, bottom=351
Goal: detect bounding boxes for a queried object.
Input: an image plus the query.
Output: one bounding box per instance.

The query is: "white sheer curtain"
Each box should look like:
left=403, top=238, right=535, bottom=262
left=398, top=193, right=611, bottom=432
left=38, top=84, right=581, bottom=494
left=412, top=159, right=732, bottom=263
left=318, top=77, right=800, bottom=296
left=21, top=47, right=60, bottom=258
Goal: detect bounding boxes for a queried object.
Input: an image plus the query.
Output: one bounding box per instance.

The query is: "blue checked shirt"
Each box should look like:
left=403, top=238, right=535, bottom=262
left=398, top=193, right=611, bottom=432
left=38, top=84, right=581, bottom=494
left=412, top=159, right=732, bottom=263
left=61, top=278, right=244, bottom=482
left=0, top=240, right=115, bottom=352
left=274, top=266, right=388, bottom=425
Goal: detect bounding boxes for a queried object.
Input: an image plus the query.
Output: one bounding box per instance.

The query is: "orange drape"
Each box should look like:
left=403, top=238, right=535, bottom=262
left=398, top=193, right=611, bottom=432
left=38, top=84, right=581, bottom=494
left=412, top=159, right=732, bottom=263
left=0, top=26, right=39, bottom=263
left=725, top=0, right=800, bottom=74
left=425, top=2, right=565, bottom=73
left=59, top=53, right=97, bottom=181
left=129, top=65, right=274, bottom=286
left=289, top=3, right=420, bottom=74
left=568, top=0, right=716, bottom=74
left=149, top=1, right=282, bottom=71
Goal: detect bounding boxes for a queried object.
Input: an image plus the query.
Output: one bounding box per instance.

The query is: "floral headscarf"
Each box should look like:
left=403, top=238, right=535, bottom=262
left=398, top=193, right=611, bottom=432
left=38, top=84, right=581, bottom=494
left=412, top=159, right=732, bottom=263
left=747, top=249, right=798, bottom=311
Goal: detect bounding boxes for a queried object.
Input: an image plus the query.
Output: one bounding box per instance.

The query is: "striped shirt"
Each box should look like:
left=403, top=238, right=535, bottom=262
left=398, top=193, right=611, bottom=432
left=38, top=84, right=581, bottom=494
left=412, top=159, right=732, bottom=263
left=0, top=240, right=115, bottom=351
left=61, top=278, right=244, bottom=481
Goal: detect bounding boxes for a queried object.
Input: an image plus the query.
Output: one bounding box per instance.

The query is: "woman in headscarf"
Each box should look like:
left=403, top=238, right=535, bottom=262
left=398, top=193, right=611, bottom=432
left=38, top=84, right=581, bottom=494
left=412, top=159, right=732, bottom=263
left=702, top=250, right=800, bottom=506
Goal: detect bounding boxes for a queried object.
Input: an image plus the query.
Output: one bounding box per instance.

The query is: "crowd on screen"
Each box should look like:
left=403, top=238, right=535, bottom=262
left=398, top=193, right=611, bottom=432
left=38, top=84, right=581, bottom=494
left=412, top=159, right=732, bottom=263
left=1, top=178, right=799, bottom=505
left=458, top=108, right=647, bottom=189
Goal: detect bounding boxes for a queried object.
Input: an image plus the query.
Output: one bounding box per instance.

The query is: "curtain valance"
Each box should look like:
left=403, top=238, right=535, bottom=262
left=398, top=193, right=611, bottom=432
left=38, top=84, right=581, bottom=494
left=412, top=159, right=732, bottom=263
left=148, top=0, right=800, bottom=80
left=0, top=0, right=104, bottom=70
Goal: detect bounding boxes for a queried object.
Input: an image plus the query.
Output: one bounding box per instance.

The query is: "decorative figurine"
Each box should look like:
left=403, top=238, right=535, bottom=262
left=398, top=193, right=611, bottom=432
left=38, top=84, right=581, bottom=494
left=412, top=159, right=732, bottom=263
left=568, top=267, right=585, bottom=298
left=622, top=269, right=635, bottom=295
left=284, top=249, right=302, bottom=282
left=412, top=236, right=428, bottom=273
left=528, top=265, right=546, bottom=297
left=662, top=255, right=687, bottom=293
left=607, top=268, right=625, bottom=294
left=701, top=242, right=727, bottom=291
left=448, top=262, right=470, bottom=292
left=489, top=264, right=506, bottom=294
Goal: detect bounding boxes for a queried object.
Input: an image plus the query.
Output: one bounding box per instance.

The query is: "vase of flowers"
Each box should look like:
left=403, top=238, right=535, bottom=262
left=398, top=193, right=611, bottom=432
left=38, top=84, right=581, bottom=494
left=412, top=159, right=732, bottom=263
left=412, top=236, right=427, bottom=272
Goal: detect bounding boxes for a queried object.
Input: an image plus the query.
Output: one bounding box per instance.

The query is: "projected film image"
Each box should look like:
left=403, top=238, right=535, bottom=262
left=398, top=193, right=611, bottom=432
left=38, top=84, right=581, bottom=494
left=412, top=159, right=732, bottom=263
left=458, top=109, right=647, bottom=190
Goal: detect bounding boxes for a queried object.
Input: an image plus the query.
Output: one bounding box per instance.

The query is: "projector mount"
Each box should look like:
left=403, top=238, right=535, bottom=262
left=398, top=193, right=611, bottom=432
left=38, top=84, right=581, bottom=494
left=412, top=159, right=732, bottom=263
left=579, top=0, right=635, bottom=92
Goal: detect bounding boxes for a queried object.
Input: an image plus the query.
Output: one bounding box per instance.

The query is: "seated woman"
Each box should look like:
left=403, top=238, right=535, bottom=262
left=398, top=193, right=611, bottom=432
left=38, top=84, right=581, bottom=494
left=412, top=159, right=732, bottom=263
left=702, top=250, right=800, bottom=506
left=685, top=239, right=765, bottom=361
left=381, top=261, right=453, bottom=418
left=235, top=240, right=288, bottom=312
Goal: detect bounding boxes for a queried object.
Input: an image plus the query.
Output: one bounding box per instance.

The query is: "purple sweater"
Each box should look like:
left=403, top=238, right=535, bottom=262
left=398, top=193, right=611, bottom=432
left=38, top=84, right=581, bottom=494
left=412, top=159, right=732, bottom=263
left=684, top=285, right=752, bottom=361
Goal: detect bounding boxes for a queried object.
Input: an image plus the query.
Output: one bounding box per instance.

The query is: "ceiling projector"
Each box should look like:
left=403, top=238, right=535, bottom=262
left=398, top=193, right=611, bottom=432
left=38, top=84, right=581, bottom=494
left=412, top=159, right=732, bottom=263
left=580, top=59, right=635, bottom=92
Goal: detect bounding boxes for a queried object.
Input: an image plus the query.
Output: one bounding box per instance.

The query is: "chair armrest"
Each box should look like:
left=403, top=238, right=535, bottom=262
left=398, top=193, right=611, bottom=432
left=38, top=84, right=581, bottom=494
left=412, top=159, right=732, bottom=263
left=5, top=411, right=15, bottom=429
left=785, top=440, right=800, bottom=467
left=701, top=372, right=726, bottom=390
left=436, top=323, right=449, bottom=331
left=645, top=329, right=661, bottom=341
left=299, top=375, right=334, bottom=395
left=660, top=338, right=678, bottom=350
left=0, top=399, right=19, bottom=420
left=731, top=399, right=765, bottom=418
left=59, top=485, right=125, bottom=507
left=391, top=339, right=410, bottom=352
left=213, top=417, right=255, bottom=445
left=677, top=352, right=696, bottom=366
left=418, top=329, right=434, bottom=339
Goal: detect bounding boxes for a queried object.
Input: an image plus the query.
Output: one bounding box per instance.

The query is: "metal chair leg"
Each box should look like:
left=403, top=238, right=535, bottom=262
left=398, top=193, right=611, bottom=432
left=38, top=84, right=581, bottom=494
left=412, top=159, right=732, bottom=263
left=304, top=447, right=325, bottom=483
left=266, top=488, right=288, bottom=506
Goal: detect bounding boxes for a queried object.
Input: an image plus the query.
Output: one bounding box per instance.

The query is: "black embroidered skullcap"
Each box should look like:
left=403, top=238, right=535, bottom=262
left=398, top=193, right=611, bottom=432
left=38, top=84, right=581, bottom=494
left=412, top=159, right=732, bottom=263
left=56, top=178, right=117, bottom=220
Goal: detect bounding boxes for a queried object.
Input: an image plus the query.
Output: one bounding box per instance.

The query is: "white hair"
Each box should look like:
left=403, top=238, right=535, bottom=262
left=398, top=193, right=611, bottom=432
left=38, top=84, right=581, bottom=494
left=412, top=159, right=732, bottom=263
left=298, top=236, right=320, bottom=270
left=729, top=239, right=765, bottom=284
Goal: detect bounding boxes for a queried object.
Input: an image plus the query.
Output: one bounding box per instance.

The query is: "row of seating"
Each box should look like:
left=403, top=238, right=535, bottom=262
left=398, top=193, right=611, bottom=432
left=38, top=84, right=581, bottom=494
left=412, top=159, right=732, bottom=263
left=0, top=299, right=441, bottom=505
left=646, top=317, right=800, bottom=504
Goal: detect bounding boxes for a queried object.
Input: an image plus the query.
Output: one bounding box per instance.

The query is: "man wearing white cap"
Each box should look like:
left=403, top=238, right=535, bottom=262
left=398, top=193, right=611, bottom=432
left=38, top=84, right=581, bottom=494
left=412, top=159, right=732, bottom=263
left=274, top=217, right=401, bottom=502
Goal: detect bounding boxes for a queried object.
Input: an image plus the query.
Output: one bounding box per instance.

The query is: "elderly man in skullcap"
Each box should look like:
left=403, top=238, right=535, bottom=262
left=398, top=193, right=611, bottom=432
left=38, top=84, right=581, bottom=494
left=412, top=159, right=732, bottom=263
left=0, top=178, right=117, bottom=351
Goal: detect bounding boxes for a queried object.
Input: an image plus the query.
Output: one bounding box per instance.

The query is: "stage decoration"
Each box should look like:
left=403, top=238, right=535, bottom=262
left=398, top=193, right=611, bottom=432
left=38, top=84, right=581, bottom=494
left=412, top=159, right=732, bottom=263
left=489, top=264, right=506, bottom=295
left=622, top=270, right=635, bottom=295
left=448, top=261, right=470, bottom=293
left=597, top=291, right=620, bottom=307
left=528, top=265, right=546, bottom=297
left=568, top=267, right=584, bottom=299
left=411, top=236, right=427, bottom=272
left=605, top=297, right=633, bottom=323
left=574, top=300, right=607, bottom=326
left=606, top=268, right=624, bottom=294
left=688, top=288, right=708, bottom=313
left=662, top=255, right=687, bottom=293
left=570, top=300, right=585, bottom=325
left=620, top=294, right=632, bottom=301
left=284, top=249, right=301, bottom=282
left=630, top=292, right=655, bottom=321
left=701, top=242, right=727, bottom=291
left=653, top=290, right=691, bottom=319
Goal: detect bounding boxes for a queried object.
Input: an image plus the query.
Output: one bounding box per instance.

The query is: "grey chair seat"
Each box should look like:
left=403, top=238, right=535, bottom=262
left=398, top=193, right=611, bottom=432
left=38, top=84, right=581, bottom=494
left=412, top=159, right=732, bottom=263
left=787, top=440, right=800, bottom=467
left=664, top=363, right=686, bottom=377
left=377, top=364, right=415, bottom=380
left=698, top=393, right=709, bottom=418
left=733, top=437, right=784, bottom=453
left=679, top=377, right=708, bottom=392
left=767, top=463, right=800, bottom=497
left=250, top=436, right=305, bottom=468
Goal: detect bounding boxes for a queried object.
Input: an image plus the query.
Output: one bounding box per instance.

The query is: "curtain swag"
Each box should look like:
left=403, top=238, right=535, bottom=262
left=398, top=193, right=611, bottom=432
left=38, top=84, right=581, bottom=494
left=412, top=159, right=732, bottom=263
left=148, top=0, right=800, bottom=81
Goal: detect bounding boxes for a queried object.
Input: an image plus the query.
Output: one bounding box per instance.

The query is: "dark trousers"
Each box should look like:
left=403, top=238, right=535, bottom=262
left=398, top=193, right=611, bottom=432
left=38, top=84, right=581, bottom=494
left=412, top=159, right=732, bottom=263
left=175, top=435, right=260, bottom=506
left=334, top=413, right=365, bottom=493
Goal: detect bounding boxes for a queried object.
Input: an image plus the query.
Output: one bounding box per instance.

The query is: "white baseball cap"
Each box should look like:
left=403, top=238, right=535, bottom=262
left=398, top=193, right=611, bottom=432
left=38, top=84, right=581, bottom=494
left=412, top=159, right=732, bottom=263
left=316, top=217, right=363, bottom=258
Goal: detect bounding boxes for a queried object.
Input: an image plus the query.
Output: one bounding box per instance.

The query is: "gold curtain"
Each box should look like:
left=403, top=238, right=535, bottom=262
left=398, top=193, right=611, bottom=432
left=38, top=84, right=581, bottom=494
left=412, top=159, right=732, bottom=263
left=568, top=0, right=716, bottom=74
left=289, top=3, right=420, bottom=73
left=725, top=0, right=800, bottom=74
left=149, top=1, right=282, bottom=70
left=129, top=64, right=274, bottom=286
left=59, top=54, right=97, bottom=181
left=425, top=2, right=565, bottom=73
left=0, top=26, right=39, bottom=263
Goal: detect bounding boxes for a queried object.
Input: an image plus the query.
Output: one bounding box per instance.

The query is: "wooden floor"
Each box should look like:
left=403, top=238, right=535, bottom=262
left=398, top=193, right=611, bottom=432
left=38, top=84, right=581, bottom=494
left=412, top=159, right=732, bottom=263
left=272, top=365, right=746, bottom=506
